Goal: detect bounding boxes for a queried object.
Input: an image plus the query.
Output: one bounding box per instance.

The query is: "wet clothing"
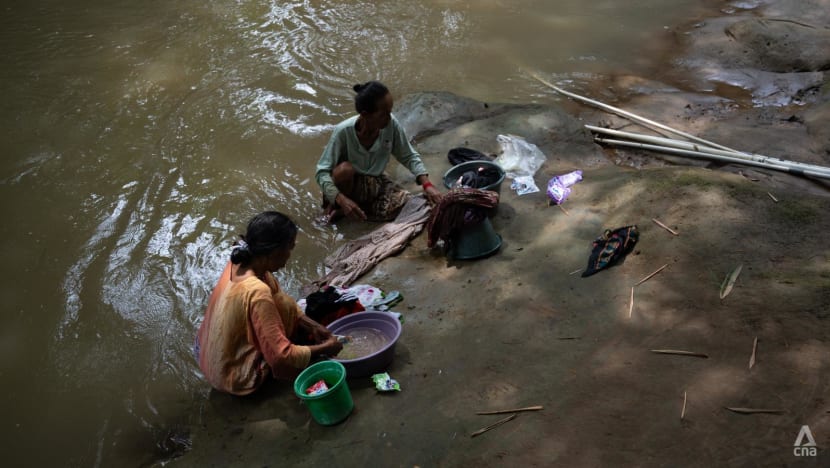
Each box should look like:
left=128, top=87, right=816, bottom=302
left=197, top=262, right=311, bottom=395
left=426, top=188, right=500, bottom=248
left=315, top=114, right=428, bottom=210
left=449, top=166, right=503, bottom=190
left=304, top=286, right=365, bottom=327
left=311, top=196, right=432, bottom=289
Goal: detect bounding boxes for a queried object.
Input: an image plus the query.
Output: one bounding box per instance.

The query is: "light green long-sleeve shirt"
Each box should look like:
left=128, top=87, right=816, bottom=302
left=315, top=114, right=429, bottom=204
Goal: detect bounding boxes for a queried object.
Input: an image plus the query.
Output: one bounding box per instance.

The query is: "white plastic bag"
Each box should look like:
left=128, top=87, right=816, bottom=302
left=494, top=134, right=546, bottom=179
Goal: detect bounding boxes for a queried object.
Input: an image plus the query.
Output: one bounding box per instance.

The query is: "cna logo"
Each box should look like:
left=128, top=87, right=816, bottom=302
left=793, top=425, right=817, bottom=457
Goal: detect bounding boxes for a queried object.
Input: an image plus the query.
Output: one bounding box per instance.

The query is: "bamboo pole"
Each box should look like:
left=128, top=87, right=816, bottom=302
left=635, top=264, right=669, bottom=286
left=470, top=414, right=517, bottom=438
left=652, top=218, right=679, bottom=236
left=725, top=407, right=783, bottom=415
left=587, top=126, right=830, bottom=177
left=476, top=406, right=543, bottom=415
left=588, top=125, right=830, bottom=176
left=595, top=138, right=830, bottom=180
left=651, top=349, right=709, bottom=358
left=529, top=71, right=830, bottom=180
left=528, top=72, right=748, bottom=155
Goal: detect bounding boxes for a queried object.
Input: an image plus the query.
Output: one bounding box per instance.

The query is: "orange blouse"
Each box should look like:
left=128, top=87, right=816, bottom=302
left=197, top=262, right=311, bottom=395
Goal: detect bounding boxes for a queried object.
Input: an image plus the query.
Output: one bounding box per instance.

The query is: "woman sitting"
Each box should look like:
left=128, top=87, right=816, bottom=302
left=196, top=211, right=342, bottom=395
left=315, top=80, right=442, bottom=222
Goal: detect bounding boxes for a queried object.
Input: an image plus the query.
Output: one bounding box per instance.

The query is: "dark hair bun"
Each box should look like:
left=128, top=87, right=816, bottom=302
left=230, top=246, right=252, bottom=265
left=352, top=81, right=389, bottom=114
left=229, top=212, right=298, bottom=267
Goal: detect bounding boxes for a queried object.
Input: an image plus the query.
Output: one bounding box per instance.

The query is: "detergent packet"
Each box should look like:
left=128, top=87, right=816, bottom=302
left=546, top=181, right=571, bottom=204
left=556, top=170, right=583, bottom=187
left=546, top=170, right=583, bottom=204
left=511, top=175, right=540, bottom=195
left=371, top=372, right=401, bottom=392
left=305, top=379, right=329, bottom=396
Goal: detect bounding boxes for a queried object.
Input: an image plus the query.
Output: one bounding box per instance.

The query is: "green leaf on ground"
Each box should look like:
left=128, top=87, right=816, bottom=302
left=720, top=264, right=743, bottom=299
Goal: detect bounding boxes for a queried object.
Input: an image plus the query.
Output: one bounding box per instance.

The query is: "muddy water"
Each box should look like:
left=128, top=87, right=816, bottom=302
left=0, top=0, right=711, bottom=464
left=337, top=327, right=390, bottom=360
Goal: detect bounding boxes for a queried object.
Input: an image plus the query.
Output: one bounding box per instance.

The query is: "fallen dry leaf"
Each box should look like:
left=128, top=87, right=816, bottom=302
left=720, top=264, right=743, bottom=299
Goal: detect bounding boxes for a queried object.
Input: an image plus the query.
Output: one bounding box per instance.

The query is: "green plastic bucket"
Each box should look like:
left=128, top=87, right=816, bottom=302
left=293, top=360, right=354, bottom=426
left=450, top=216, right=502, bottom=260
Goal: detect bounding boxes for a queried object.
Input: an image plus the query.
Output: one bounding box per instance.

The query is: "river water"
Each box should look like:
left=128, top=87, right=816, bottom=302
left=1, top=0, right=712, bottom=465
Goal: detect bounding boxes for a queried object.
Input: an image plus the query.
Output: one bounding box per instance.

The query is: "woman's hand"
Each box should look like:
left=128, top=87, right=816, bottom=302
left=335, top=193, right=367, bottom=221
left=308, top=335, right=343, bottom=357
left=310, top=322, right=332, bottom=344
left=320, top=335, right=343, bottom=356
left=300, top=315, right=333, bottom=344
left=417, top=175, right=443, bottom=206
left=424, top=185, right=443, bottom=206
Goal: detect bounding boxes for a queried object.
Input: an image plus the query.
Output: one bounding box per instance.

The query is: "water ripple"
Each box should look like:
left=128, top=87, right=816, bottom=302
left=233, top=87, right=335, bottom=136
left=60, top=190, right=133, bottom=339
left=10, top=1, right=710, bottom=464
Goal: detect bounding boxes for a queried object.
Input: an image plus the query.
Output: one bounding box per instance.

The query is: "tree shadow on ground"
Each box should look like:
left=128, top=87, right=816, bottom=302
left=174, top=88, right=830, bottom=466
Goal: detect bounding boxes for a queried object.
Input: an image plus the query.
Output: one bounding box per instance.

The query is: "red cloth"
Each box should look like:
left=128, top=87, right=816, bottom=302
left=316, top=302, right=365, bottom=328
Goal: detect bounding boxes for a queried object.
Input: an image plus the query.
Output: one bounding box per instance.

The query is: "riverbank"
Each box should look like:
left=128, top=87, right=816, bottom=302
left=172, top=1, right=830, bottom=466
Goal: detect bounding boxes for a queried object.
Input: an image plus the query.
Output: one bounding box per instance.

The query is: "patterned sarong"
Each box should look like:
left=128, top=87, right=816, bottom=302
left=324, top=173, right=410, bottom=222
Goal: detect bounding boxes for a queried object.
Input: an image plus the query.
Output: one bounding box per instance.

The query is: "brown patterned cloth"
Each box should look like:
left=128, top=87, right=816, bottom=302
left=426, top=188, right=500, bottom=248
left=325, top=173, right=410, bottom=222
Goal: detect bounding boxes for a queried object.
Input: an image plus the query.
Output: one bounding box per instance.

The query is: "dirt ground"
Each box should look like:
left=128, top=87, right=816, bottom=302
left=170, top=2, right=830, bottom=467
left=175, top=162, right=830, bottom=467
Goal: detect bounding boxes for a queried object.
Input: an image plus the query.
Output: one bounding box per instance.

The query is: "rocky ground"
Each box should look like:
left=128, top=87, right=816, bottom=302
left=170, top=1, right=830, bottom=466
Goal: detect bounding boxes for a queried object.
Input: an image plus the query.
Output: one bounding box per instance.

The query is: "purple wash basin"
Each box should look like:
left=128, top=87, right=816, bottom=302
left=326, top=311, right=402, bottom=378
